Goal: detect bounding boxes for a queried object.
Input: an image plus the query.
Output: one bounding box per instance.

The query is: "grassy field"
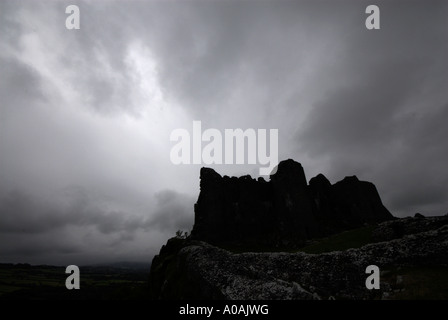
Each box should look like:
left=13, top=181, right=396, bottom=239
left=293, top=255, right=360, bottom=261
left=297, top=225, right=376, bottom=254
left=0, top=263, right=151, bottom=300
left=219, top=225, right=377, bottom=254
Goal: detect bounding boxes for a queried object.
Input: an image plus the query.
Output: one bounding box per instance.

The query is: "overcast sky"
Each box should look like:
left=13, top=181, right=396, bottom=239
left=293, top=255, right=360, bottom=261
left=1, top=0, right=447, bottom=265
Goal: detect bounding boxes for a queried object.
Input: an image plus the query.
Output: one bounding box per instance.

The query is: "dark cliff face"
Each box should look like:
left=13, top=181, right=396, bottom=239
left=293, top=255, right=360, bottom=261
left=192, top=159, right=393, bottom=248
left=310, top=174, right=393, bottom=235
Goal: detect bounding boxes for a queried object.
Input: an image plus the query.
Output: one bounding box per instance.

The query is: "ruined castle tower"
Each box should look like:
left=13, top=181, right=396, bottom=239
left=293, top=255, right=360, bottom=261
left=191, top=159, right=393, bottom=248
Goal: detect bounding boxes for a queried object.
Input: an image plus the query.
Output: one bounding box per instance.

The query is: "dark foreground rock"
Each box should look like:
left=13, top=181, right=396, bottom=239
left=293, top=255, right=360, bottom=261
left=149, top=217, right=448, bottom=300
left=371, top=215, right=448, bottom=242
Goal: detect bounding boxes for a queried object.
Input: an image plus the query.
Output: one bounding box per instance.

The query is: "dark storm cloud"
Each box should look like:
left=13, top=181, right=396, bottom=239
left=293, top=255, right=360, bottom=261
left=147, top=190, right=196, bottom=233
left=0, top=188, right=140, bottom=234
left=0, top=57, right=45, bottom=114
left=0, top=0, right=145, bottom=117
left=295, top=1, right=448, bottom=216
left=139, top=1, right=341, bottom=118
left=59, top=1, right=138, bottom=115
left=0, top=232, right=81, bottom=256
left=0, top=187, right=194, bottom=235
left=0, top=187, right=195, bottom=263
left=0, top=187, right=142, bottom=263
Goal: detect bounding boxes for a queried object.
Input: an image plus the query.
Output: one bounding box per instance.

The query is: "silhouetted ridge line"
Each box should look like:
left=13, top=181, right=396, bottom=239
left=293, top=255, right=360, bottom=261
left=191, top=159, right=393, bottom=248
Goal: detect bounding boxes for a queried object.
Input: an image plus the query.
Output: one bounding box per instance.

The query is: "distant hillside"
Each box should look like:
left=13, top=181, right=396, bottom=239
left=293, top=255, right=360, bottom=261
left=0, top=263, right=150, bottom=300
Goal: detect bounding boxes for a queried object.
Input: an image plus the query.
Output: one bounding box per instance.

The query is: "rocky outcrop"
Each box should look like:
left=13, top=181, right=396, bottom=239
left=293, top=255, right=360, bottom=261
left=149, top=217, right=448, bottom=300
left=191, top=159, right=393, bottom=248
left=310, top=174, right=394, bottom=235
left=149, top=158, right=446, bottom=299
left=371, top=215, right=448, bottom=242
